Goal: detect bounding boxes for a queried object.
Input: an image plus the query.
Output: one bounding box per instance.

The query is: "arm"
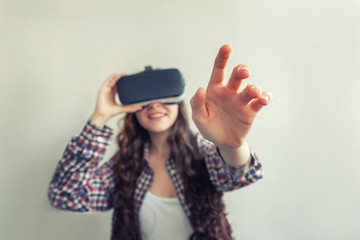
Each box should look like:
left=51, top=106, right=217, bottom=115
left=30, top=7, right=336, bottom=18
left=48, top=73, right=142, bottom=211
left=196, top=134, right=262, bottom=192
left=48, top=121, right=116, bottom=212
left=190, top=44, right=273, bottom=167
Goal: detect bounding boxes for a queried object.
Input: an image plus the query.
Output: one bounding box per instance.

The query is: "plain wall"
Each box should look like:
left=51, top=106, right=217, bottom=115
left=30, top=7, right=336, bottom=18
left=1, top=0, right=360, bottom=239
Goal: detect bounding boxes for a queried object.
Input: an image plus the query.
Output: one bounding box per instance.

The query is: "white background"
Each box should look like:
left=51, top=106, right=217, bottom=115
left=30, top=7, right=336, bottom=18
left=1, top=0, right=360, bottom=239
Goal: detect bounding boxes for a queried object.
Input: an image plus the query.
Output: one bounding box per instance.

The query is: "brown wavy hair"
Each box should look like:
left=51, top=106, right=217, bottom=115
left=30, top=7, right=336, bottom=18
left=112, top=102, right=233, bottom=240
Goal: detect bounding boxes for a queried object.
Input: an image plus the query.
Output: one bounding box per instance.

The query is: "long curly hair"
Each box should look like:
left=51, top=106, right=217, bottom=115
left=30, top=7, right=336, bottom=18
left=112, top=102, right=233, bottom=240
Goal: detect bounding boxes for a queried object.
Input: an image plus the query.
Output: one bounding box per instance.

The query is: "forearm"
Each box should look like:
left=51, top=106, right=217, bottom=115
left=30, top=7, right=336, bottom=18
left=198, top=134, right=262, bottom=192
left=217, top=142, right=251, bottom=167
left=48, top=121, right=115, bottom=211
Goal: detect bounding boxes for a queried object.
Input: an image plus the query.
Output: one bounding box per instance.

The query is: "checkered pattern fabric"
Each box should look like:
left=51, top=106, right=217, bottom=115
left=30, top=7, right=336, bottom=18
left=48, top=121, right=263, bottom=239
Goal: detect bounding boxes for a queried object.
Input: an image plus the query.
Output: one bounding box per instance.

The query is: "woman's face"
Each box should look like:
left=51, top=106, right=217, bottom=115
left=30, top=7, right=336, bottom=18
left=135, top=102, right=179, bottom=135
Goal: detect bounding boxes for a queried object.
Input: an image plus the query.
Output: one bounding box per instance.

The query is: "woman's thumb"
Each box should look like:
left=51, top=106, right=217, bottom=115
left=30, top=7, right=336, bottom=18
left=190, top=88, right=207, bottom=120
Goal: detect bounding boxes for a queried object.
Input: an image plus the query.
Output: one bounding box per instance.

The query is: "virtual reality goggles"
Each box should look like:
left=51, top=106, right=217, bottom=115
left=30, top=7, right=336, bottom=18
left=116, top=66, right=185, bottom=106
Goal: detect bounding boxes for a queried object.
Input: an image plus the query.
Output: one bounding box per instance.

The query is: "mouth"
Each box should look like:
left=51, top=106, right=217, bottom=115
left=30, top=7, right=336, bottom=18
left=148, top=112, right=166, bottom=119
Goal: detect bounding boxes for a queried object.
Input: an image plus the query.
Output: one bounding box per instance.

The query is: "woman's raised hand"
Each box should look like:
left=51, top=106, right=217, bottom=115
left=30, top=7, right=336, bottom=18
left=190, top=45, right=273, bottom=150
left=90, top=73, right=142, bottom=128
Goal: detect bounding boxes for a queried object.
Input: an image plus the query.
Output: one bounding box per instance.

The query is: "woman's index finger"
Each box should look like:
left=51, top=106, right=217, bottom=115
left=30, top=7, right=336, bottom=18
left=208, top=44, right=232, bottom=86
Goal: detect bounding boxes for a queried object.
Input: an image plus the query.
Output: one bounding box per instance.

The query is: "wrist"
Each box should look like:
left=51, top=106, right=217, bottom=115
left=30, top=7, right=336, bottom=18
left=89, top=112, right=111, bottom=129
left=217, top=142, right=251, bottom=167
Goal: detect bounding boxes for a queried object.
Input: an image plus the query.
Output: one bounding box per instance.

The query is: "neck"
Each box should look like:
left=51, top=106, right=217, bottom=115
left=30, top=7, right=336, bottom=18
left=149, top=130, right=171, bottom=156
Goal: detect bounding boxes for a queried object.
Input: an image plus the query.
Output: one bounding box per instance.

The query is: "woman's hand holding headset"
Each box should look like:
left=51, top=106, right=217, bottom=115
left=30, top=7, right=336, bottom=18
left=89, top=73, right=142, bottom=128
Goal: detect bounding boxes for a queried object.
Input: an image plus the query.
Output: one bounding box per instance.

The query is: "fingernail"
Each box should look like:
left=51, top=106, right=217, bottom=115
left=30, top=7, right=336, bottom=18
left=239, top=66, right=251, bottom=74
left=250, top=85, right=262, bottom=96
left=264, top=96, right=270, bottom=102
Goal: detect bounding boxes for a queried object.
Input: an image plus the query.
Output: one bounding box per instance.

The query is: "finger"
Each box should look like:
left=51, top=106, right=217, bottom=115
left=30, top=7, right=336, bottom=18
left=99, top=74, right=118, bottom=98
left=208, top=44, right=232, bottom=86
left=109, top=105, right=139, bottom=118
left=102, top=73, right=126, bottom=97
left=190, top=88, right=208, bottom=120
left=103, top=73, right=118, bottom=85
left=121, top=105, right=142, bottom=112
left=249, top=91, right=273, bottom=112
left=227, top=64, right=251, bottom=92
left=106, top=73, right=125, bottom=88
left=239, top=84, right=262, bottom=104
left=111, top=73, right=128, bottom=95
left=111, top=84, right=118, bottom=98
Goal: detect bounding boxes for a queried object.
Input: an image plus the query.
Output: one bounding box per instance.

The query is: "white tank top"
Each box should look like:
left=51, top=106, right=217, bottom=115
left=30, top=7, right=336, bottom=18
left=139, top=191, right=193, bottom=240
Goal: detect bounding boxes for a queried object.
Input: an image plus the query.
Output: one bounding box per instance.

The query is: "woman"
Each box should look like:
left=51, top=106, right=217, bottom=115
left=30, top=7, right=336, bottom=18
left=48, top=45, right=273, bottom=239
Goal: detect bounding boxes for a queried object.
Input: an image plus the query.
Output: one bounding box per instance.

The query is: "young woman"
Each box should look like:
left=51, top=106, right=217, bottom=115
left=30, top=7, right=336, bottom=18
left=48, top=45, right=273, bottom=240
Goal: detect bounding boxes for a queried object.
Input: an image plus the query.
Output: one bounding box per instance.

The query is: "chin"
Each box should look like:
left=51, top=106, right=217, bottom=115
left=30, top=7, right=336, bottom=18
left=148, top=127, right=172, bottom=135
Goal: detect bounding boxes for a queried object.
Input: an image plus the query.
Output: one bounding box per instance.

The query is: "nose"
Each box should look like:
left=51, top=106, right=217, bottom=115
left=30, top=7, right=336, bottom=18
left=145, top=102, right=163, bottom=109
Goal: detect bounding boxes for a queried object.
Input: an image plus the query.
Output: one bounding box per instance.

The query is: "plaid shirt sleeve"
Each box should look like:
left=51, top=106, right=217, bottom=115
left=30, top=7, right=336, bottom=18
left=196, top=134, right=263, bottom=192
left=48, top=121, right=118, bottom=212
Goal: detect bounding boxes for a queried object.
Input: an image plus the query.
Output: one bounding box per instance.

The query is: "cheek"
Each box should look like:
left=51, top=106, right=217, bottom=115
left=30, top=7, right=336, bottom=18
left=172, top=108, right=179, bottom=121
left=169, top=106, right=179, bottom=120
left=135, top=112, right=146, bottom=126
left=170, top=105, right=179, bottom=113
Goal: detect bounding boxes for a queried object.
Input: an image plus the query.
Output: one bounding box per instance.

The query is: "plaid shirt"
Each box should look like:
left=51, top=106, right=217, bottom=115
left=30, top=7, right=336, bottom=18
left=48, top=121, right=263, bottom=239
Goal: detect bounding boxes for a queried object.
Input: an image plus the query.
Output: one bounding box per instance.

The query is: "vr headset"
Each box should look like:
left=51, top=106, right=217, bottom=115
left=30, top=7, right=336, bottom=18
left=116, top=66, right=185, bottom=106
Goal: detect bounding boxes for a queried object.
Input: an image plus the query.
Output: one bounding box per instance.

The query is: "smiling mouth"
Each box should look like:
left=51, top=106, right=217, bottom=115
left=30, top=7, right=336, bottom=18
left=149, top=113, right=166, bottom=119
